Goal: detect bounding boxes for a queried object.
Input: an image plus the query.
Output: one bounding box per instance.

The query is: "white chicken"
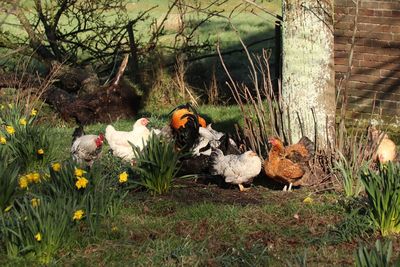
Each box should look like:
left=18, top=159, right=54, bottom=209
left=71, top=126, right=104, bottom=167
left=211, top=149, right=262, bottom=191
left=105, top=118, right=150, bottom=161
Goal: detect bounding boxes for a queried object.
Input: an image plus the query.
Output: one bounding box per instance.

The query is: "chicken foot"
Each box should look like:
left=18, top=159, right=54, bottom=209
left=283, top=183, right=293, bottom=192
left=238, top=184, right=250, bottom=192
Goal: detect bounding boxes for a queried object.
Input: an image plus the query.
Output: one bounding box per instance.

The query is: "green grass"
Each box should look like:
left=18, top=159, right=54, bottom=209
left=5, top=186, right=375, bottom=266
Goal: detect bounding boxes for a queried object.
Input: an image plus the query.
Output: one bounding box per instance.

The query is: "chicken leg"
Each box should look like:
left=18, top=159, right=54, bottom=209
left=238, top=184, right=250, bottom=192
left=283, top=183, right=293, bottom=192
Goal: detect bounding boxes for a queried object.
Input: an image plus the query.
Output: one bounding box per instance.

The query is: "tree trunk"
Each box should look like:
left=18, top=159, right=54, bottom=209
left=281, top=0, right=335, bottom=149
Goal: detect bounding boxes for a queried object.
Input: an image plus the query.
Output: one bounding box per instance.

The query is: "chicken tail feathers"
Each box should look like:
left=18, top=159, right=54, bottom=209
left=218, top=134, right=241, bottom=155
left=298, top=136, right=315, bottom=157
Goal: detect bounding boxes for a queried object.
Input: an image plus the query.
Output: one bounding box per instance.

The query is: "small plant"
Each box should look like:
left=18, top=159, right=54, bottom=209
left=361, top=162, right=400, bottom=236
left=0, top=146, right=21, bottom=212
left=334, top=151, right=366, bottom=198
left=0, top=196, right=76, bottom=264
left=355, top=239, right=400, bottom=267
left=132, top=134, right=182, bottom=195
left=0, top=103, right=57, bottom=173
left=39, top=160, right=125, bottom=233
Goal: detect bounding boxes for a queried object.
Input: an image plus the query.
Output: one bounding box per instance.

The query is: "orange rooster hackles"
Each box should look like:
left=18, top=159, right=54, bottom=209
left=171, top=108, right=193, bottom=130
left=171, top=108, right=206, bottom=130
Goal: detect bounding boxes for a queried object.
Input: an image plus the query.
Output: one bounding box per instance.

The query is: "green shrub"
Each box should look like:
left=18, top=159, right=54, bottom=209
left=132, top=134, right=183, bottom=195
left=0, top=146, right=21, bottom=212
left=361, top=162, right=400, bottom=236
left=0, top=104, right=57, bottom=173
left=355, top=239, right=400, bottom=267
left=0, top=196, right=76, bottom=264
left=334, top=151, right=367, bottom=198
left=39, top=160, right=126, bottom=233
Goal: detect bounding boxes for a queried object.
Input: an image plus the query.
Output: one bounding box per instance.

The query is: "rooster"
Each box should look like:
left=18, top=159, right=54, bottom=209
left=211, top=149, right=262, bottom=191
left=264, top=136, right=314, bottom=191
left=367, top=125, right=397, bottom=164
left=71, top=125, right=104, bottom=167
left=105, top=118, right=150, bottom=161
left=170, top=103, right=206, bottom=151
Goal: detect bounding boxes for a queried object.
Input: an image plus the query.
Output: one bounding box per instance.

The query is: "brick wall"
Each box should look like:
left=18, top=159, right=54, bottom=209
left=334, top=0, right=400, bottom=119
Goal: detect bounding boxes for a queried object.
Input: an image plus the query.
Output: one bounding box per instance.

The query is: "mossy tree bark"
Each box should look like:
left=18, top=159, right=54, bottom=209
left=281, top=0, right=335, bottom=149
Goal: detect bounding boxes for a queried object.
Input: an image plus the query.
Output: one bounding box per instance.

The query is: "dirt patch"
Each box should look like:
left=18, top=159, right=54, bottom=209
left=166, top=179, right=264, bottom=206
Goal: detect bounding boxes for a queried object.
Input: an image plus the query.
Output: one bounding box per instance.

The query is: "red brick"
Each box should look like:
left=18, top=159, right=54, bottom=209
left=380, top=69, right=400, bottom=79
left=353, top=67, right=381, bottom=76
left=354, top=45, right=400, bottom=56
left=335, top=51, right=349, bottom=58
left=359, top=60, right=400, bottom=71
left=335, top=57, right=351, bottom=65
left=335, top=0, right=356, bottom=8
left=374, top=10, right=383, bottom=17
left=358, top=16, right=400, bottom=25
left=349, top=74, right=381, bottom=84
left=379, top=2, right=399, bottom=10
left=335, top=43, right=352, bottom=51
left=358, top=32, right=392, bottom=41
left=334, top=21, right=354, bottom=30
left=336, top=7, right=349, bottom=15
left=390, top=26, right=400, bottom=33
left=361, top=1, right=382, bottom=9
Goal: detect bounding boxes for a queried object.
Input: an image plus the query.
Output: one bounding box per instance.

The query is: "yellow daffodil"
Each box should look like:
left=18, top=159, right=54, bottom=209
left=111, top=226, right=118, bottom=232
left=31, top=198, right=40, bottom=207
left=74, top=168, right=86, bottom=177
left=35, top=233, right=42, bottom=242
left=19, top=176, right=28, bottom=189
left=303, top=196, right=313, bottom=204
left=0, top=136, right=6, bottom=144
left=4, top=205, right=12, bottom=212
left=26, top=173, right=34, bottom=183
left=8, top=103, right=13, bottom=109
left=19, top=118, right=27, bottom=126
left=52, top=162, right=61, bottom=172
left=75, top=177, right=88, bottom=189
left=73, top=209, right=84, bottom=221
left=37, top=148, right=44, bottom=155
left=119, top=172, right=128, bottom=184
left=0, top=104, right=4, bottom=110
left=32, top=172, right=40, bottom=183
left=5, top=125, right=15, bottom=135
left=30, top=108, right=37, bottom=116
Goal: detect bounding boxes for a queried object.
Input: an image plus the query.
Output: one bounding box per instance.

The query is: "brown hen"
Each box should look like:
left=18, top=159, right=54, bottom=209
left=263, top=136, right=314, bottom=190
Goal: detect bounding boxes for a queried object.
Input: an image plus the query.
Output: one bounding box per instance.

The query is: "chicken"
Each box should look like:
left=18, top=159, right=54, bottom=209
left=211, top=149, right=262, bottom=191
left=264, top=136, right=314, bottom=191
left=71, top=125, right=104, bottom=167
left=367, top=125, right=397, bottom=164
left=105, top=118, right=150, bottom=161
left=192, top=124, right=240, bottom=156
